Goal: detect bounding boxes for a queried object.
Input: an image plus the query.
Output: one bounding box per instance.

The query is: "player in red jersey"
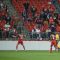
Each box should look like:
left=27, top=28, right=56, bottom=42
left=50, top=34, right=58, bottom=53
left=16, top=34, right=25, bottom=51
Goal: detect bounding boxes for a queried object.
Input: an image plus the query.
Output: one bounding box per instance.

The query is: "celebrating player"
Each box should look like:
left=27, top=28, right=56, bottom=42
left=50, top=34, right=58, bottom=53
left=16, top=34, right=25, bottom=51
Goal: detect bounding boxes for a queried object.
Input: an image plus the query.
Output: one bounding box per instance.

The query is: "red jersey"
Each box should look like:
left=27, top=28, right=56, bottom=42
left=51, top=34, right=57, bottom=46
left=18, top=35, right=24, bottom=44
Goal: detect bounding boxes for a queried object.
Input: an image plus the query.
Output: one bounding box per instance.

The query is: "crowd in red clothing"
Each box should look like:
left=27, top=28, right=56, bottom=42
left=0, top=0, right=60, bottom=40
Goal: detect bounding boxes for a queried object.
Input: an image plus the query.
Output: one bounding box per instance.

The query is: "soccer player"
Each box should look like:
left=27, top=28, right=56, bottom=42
left=16, top=34, right=25, bottom=51
left=56, top=32, right=59, bottom=45
left=57, top=42, right=60, bottom=49
left=50, top=34, right=58, bottom=53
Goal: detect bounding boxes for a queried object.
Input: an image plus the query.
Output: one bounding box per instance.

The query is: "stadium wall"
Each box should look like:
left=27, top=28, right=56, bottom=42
left=0, top=41, right=55, bottom=50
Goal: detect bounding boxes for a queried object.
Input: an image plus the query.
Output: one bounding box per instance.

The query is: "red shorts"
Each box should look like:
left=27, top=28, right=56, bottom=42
left=18, top=39, right=23, bottom=45
left=51, top=40, right=57, bottom=46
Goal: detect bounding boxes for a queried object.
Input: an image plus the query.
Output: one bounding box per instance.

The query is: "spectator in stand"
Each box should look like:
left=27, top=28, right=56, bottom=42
left=41, top=21, right=48, bottom=40
left=53, top=13, right=58, bottom=24
left=2, top=23, right=10, bottom=40
left=43, top=21, right=49, bottom=32
left=10, top=16, right=15, bottom=29
left=22, top=9, right=27, bottom=21
left=49, top=16, right=54, bottom=25
left=0, top=20, right=2, bottom=39
left=23, top=0, right=29, bottom=18
left=40, top=8, right=48, bottom=21
left=32, top=26, right=41, bottom=40
left=35, top=18, right=43, bottom=28
left=16, top=21, right=23, bottom=34
left=1, top=19, right=6, bottom=30
left=58, top=14, right=60, bottom=20
left=0, top=29, right=2, bottom=39
left=9, top=27, right=17, bottom=38
left=30, top=5, right=37, bottom=18
left=0, top=19, right=6, bottom=31
left=52, top=0, right=56, bottom=4
left=0, top=19, right=6, bottom=39
left=50, top=24, right=56, bottom=33
left=5, top=14, right=11, bottom=24
left=0, top=1, right=4, bottom=10
left=56, top=24, right=60, bottom=32
left=46, top=27, right=51, bottom=40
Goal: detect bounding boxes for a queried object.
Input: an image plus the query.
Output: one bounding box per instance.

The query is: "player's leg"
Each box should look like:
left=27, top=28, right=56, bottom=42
left=50, top=45, right=52, bottom=53
left=21, top=43, right=25, bottom=50
left=16, top=42, right=19, bottom=51
left=50, top=41, right=53, bottom=53
left=56, top=41, right=59, bottom=51
left=54, top=41, right=58, bottom=52
left=54, top=45, right=58, bottom=52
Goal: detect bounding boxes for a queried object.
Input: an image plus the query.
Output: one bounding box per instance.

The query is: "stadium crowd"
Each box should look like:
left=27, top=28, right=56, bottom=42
left=0, top=0, right=60, bottom=41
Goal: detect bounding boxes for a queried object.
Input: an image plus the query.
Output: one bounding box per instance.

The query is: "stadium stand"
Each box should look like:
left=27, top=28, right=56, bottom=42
left=0, top=0, right=60, bottom=41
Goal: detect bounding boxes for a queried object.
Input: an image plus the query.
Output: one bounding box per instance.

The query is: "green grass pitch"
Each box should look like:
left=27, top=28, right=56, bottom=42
left=0, top=50, right=60, bottom=60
